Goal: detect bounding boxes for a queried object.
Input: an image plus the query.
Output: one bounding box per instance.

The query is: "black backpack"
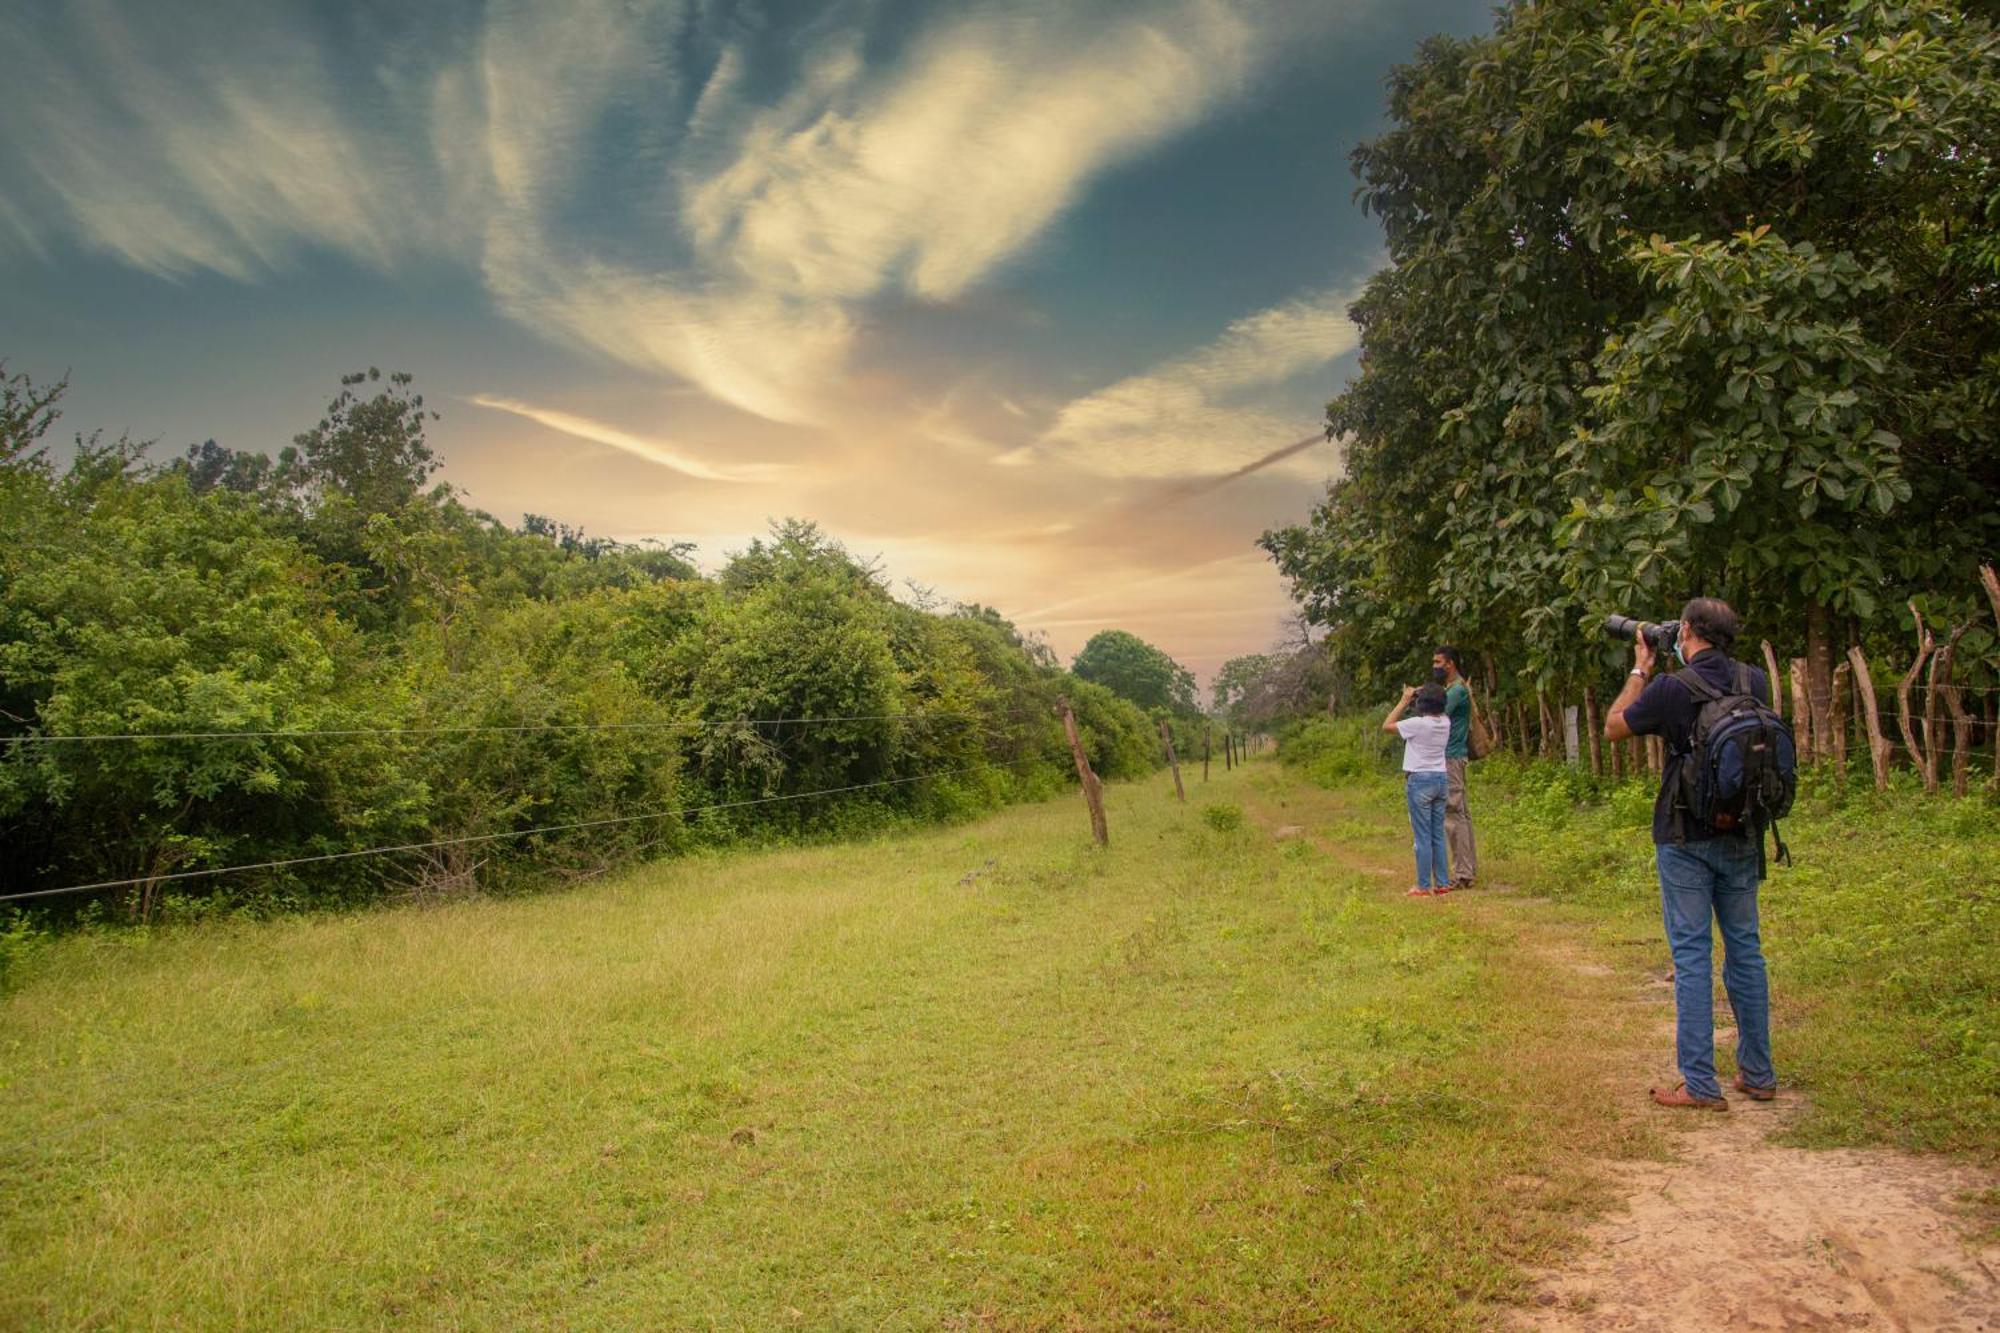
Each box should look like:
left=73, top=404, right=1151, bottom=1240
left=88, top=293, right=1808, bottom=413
left=1672, top=662, right=1796, bottom=875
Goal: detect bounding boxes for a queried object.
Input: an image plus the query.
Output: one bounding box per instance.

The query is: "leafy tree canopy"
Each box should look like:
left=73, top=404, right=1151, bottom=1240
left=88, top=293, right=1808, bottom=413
left=1071, top=629, right=1199, bottom=714
left=1264, top=0, right=2000, bottom=700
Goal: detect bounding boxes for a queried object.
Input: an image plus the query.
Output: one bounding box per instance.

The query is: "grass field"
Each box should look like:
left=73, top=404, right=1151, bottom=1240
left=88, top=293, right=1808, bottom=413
left=1, top=761, right=1673, bottom=1330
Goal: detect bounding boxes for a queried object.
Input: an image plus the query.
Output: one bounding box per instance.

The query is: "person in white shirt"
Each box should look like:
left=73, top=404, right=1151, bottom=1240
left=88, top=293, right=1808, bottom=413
left=1382, top=683, right=1452, bottom=897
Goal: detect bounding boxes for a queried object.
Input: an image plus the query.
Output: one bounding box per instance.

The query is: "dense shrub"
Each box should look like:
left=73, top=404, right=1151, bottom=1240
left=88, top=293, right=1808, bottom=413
left=0, top=370, right=1157, bottom=918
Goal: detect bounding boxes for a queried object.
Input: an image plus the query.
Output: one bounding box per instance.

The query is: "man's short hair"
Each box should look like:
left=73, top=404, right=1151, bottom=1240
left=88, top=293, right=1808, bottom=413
left=1433, top=644, right=1465, bottom=674
left=1679, top=597, right=1741, bottom=652
left=1413, top=683, right=1448, bottom=716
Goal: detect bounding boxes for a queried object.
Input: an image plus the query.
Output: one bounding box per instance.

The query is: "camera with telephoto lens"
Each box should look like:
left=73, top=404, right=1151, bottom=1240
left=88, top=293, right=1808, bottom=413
left=1603, top=615, right=1681, bottom=655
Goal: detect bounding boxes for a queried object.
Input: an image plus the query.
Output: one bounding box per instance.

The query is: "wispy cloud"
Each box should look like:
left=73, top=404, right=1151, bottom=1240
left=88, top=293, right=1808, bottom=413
left=684, top=2, right=1260, bottom=303
left=469, top=394, right=792, bottom=483
left=0, top=1, right=444, bottom=278
left=1022, top=285, right=1364, bottom=478
left=0, top=0, right=1316, bottom=429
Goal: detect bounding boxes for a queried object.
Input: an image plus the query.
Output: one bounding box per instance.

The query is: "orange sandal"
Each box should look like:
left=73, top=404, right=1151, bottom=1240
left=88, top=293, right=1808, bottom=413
left=1732, top=1075, right=1776, bottom=1101
left=1650, top=1081, right=1728, bottom=1111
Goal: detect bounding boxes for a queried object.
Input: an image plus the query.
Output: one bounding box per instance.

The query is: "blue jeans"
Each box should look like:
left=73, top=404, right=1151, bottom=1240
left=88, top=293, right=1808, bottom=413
left=1657, top=838, right=1775, bottom=1100
left=1404, top=772, right=1449, bottom=889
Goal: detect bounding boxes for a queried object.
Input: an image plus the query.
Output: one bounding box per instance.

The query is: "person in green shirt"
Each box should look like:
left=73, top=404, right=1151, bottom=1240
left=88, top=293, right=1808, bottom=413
left=1433, top=645, right=1477, bottom=889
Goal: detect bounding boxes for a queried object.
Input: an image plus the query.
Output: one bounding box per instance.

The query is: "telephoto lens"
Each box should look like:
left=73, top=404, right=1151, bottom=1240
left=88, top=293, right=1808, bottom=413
left=1603, top=615, right=1680, bottom=654
left=1603, top=614, right=1644, bottom=641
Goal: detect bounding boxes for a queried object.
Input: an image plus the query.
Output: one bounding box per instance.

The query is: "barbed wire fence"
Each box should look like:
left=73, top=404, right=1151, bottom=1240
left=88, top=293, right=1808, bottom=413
left=0, top=707, right=1086, bottom=915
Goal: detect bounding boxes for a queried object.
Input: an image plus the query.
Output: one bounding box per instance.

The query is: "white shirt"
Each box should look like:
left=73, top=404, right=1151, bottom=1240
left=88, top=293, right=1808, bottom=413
left=1396, top=715, right=1450, bottom=773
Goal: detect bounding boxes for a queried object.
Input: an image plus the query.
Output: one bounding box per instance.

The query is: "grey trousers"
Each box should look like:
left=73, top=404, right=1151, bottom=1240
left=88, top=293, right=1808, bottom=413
left=1445, top=758, right=1477, bottom=884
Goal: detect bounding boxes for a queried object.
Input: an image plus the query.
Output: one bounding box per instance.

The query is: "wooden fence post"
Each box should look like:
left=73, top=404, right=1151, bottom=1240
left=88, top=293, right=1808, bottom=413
left=1897, top=604, right=1938, bottom=793
left=1983, top=565, right=2000, bottom=795
left=1846, top=646, right=1893, bottom=792
left=1761, top=641, right=1784, bottom=720
left=1562, top=704, right=1581, bottom=767
left=1159, top=719, right=1185, bottom=804
left=1057, top=698, right=1109, bottom=847
left=1933, top=624, right=1974, bottom=798
left=1584, top=687, right=1603, bottom=777
left=1827, top=660, right=1850, bottom=788
left=1788, top=660, right=1814, bottom=763
left=1202, top=728, right=1211, bottom=783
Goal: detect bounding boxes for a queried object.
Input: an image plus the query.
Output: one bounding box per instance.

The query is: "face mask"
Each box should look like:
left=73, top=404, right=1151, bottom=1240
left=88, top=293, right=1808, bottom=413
left=1431, top=667, right=1449, bottom=683
left=1672, top=637, right=1686, bottom=666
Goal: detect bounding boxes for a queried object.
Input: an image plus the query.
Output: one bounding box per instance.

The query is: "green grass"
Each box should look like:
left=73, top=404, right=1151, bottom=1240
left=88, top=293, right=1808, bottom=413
left=2, top=763, right=1650, bottom=1330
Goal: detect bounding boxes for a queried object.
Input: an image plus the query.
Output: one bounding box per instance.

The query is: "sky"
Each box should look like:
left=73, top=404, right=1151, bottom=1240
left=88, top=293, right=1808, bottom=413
left=0, top=0, right=1496, bottom=688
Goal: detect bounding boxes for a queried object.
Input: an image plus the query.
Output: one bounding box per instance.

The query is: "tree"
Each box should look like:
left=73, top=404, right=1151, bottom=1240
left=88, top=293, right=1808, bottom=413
left=1, top=362, right=64, bottom=467
left=1071, top=630, right=1198, bottom=714
left=289, top=368, right=440, bottom=514
left=172, top=440, right=274, bottom=495
left=1265, top=0, right=2000, bottom=719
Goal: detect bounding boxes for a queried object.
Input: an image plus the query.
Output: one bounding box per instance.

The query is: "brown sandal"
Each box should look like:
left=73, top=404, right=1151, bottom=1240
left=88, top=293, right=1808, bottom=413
left=1650, top=1081, right=1728, bottom=1111
left=1732, top=1075, right=1776, bottom=1101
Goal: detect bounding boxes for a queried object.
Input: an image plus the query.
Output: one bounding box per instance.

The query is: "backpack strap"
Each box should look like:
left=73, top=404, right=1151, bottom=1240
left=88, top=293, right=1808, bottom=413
left=1675, top=664, right=1723, bottom=704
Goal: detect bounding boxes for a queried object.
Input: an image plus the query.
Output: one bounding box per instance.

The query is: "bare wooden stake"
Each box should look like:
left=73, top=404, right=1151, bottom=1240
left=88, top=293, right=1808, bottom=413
left=1984, top=565, right=2000, bottom=795
left=1202, top=728, right=1211, bottom=783
left=1988, top=694, right=2000, bottom=798
left=1827, top=660, right=1850, bottom=788
left=1159, top=719, right=1186, bottom=804
left=1934, top=623, right=1974, bottom=798
left=1788, top=660, right=1814, bottom=763
left=1761, top=640, right=1784, bottom=720
left=1896, top=603, right=1938, bottom=793
left=1056, top=698, right=1109, bottom=846
left=1846, top=646, right=1892, bottom=792
left=1584, top=687, right=1603, bottom=777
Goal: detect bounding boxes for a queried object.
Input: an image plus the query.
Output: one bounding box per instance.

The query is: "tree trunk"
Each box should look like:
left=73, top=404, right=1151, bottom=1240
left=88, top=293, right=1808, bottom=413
left=1788, top=660, right=1814, bottom=763
left=1896, top=604, right=1937, bottom=793
left=1805, top=601, right=1837, bottom=770
left=1846, top=646, right=1892, bottom=792
left=1537, top=689, right=1556, bottom=759
left=1647, top=735, right=1664, bottom=777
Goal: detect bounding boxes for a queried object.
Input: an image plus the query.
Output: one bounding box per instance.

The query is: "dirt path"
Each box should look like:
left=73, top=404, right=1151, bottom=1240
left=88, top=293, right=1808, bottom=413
left=1515, top=1095, right=1998, bottom=1331
left=1238, top=767, right=2000, bottom=1332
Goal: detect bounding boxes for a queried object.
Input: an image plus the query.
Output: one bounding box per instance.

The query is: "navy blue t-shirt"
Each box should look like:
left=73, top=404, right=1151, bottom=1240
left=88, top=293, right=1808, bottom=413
left=1621, top=648, right=1770, bottom=846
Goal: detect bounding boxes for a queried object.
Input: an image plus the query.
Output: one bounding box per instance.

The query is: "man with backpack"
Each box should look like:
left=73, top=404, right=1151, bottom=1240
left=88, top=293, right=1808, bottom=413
left=1604, top=598, right=1791, bottom=1111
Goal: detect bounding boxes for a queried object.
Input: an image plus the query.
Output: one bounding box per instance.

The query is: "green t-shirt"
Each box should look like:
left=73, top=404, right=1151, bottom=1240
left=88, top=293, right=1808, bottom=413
left=1444, top=682, right=1471, bottom=760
